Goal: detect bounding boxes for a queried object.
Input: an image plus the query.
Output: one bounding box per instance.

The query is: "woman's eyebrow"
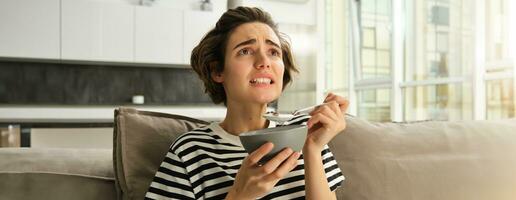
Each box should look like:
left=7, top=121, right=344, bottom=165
left=266, top=39, right=280, bottom=48
left=233, top=39, right=256, bottom=50
left=232, top=38, right=280, bottom=50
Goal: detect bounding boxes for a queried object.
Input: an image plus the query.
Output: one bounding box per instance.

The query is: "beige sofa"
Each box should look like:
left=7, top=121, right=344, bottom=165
left=1, top=107, right=516, bottom=200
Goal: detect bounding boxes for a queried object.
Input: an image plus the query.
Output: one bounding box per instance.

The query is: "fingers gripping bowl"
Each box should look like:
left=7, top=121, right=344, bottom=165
left=239, top=125, right=308, bottom=163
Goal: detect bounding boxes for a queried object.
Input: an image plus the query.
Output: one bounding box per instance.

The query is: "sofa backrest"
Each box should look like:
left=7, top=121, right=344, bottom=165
left=329, top=116, right=516, bottom=200
left=0, top=148, right=115, bottom=200
left=113, top=107, right=209, bottom=200
left=113, top=107, right=516, bottom=200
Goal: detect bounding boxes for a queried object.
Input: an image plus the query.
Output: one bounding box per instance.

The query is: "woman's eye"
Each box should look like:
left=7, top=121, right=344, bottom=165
left=238, top=48, right=252, bottom=55
left=271, top=49, right=281, bottom=57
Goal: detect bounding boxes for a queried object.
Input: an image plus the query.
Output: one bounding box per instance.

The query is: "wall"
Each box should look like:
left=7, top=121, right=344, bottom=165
left=236, top=0, right=315, bottom=25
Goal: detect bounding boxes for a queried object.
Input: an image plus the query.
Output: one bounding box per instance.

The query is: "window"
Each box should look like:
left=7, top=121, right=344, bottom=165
left=358, top=88, right=391, bottom=122
left=323, top=0, right=515, bottom=122
left=484, top=0, right=515, bottom=119
left=354, top=0, right=393, bottom=121
left=278, top=24, right=318, bottom=112
left=486, top=79, right=515, bottom=119
left=403, top=83, right=472, bottom=121
left=359, top=0, right=392, bottom=80
left=402, top=0, right=473, bottom=121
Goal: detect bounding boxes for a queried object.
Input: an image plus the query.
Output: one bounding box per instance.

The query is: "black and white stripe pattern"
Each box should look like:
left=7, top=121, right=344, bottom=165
left=145, top=115, right=345, bottom=200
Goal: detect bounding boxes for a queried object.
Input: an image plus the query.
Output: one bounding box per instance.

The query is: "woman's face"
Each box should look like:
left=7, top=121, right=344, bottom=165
left=213, top=22, right=285, bottom=106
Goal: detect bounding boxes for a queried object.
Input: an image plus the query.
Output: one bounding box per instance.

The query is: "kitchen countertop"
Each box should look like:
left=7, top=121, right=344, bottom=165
left=0, top=105, right=227, bottom=123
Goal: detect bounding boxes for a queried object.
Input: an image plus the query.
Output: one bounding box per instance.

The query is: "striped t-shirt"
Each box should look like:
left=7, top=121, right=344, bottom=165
left=145, top=115, right=345, bottom=200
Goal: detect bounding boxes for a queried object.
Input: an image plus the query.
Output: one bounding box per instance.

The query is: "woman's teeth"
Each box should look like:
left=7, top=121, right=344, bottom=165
left=250, top=78, right=272, bottom=84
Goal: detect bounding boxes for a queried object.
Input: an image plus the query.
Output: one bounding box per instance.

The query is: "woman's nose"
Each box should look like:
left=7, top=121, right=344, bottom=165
left=255, top=49, right=271, bottom=69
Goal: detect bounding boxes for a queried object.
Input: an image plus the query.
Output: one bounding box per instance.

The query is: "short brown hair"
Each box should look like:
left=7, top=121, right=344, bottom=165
left=190, top=6, right=298, bottom=105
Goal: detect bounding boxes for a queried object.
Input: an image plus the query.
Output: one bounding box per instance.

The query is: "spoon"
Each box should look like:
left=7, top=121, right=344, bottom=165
left=263, top=103, right=329, bottom=124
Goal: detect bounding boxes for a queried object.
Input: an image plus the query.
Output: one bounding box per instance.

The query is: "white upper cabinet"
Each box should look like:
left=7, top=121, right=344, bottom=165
left=0, top=0, right=60, bottom=59
left=0, top=0, right=224, bottom=65
left=61, top=0, right=134, bottom=62
left=183, top=11, right=219, bottom=64
left=134, top=7, right=183, bottom=64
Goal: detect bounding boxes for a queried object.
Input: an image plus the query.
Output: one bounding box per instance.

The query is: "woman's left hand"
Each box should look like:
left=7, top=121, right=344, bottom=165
left=305, top=93, right=349, bottom=152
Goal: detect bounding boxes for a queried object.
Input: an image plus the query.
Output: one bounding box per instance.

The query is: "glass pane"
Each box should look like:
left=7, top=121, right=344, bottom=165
left=363, top=28, right=376, bottom=48
left=377, top=50, right=390, bottom=67
left=485, top=0, right=511, bottom=61
left=424, top=52, right=450, bottom=78
left=278, top=90, right=316, bottom=113
left=486, top=79, right=515, bottom=119
left=358, top=89, right=391, bottom=122
left=362, top=89, right=376, bottom=102
left=361, top=0, right=376, bottom=14
left=278, top=24, right=317, bottom=112
left=405, top=0, right=473, bottom=81
left=362, top=49, right=376, bottom=67
left=426, top=33, right=435, bottom=51
left=324, top=0, right=349, bottom=98
left=429, top=5, right=449, bottom=26
left=377, top=50, right=391, bottom=76
left=484, top=0, right=515, bottom=119
left=377, top=0, right=392, bottom=15
left=362, top=49, right=376, bottom=79
left=359, top=0, right=392, bottom=80
left=436, top=32, right=449, bottom=53
left=376, top=25, right=390, bottom=49
left=403, top=83, right=472, bottom=121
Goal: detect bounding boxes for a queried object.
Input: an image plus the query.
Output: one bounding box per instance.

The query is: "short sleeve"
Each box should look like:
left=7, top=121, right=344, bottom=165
left=321, top=145, right=345, bottom=191
left=145, top=151, right=195, bottom=200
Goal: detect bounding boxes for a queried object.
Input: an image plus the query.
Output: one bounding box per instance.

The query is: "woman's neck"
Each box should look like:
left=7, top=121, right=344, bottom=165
left=219, top=101, right=269, bottom=136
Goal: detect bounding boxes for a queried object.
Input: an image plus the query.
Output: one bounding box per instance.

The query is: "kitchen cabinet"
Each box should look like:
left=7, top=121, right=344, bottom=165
left=0, top=0, right=223, bottom=65
left=0, top=0, right=60, bottom=59
left=134, top=7, right=183, bottom=64
left=61, top=0, right=134, bottom=62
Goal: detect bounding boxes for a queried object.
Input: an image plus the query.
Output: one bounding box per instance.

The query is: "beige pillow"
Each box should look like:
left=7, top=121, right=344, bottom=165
left=330, top=116, right=516, bottom=200
left=113, top=107, right=209, bottom=200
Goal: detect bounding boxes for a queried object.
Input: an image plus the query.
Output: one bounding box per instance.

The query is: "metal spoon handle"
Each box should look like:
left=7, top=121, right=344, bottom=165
left=292, top=102, right=329, bottom=116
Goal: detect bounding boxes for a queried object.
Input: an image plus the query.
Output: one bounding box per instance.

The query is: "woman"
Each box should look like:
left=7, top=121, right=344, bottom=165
left=146, top=6, right=349, bottom=200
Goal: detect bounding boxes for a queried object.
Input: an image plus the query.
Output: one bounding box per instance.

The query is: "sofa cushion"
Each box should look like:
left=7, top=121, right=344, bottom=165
left=113, top=107, right=209, bottom=200
left=329, top=117, right=516, bottom=200
left=0, top=148, right=115, bottom=200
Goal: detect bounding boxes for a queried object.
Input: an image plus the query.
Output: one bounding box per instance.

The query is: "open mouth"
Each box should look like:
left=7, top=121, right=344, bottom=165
left=250, top=78, right=274, bottom=85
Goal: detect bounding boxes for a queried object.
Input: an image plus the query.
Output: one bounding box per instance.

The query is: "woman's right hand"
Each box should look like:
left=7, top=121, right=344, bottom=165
left=225, top=142, right=300, bottom=200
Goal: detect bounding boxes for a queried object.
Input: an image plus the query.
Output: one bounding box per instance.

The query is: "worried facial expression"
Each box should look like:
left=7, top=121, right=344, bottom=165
left=212, top=22, right=285, bottom=105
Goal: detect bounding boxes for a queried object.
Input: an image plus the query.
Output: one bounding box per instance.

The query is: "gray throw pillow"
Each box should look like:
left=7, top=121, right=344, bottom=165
left=113, top=107, right=209, bottom=200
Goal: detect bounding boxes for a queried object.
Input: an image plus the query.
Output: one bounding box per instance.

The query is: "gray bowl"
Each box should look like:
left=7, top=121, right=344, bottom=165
left=239, top=125, right=307, bottom=164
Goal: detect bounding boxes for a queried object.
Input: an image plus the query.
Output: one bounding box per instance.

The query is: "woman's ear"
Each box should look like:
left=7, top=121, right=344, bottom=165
left=209, top=62, right=224, bottom=83
left=211, top=71, right=224, bottom=83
